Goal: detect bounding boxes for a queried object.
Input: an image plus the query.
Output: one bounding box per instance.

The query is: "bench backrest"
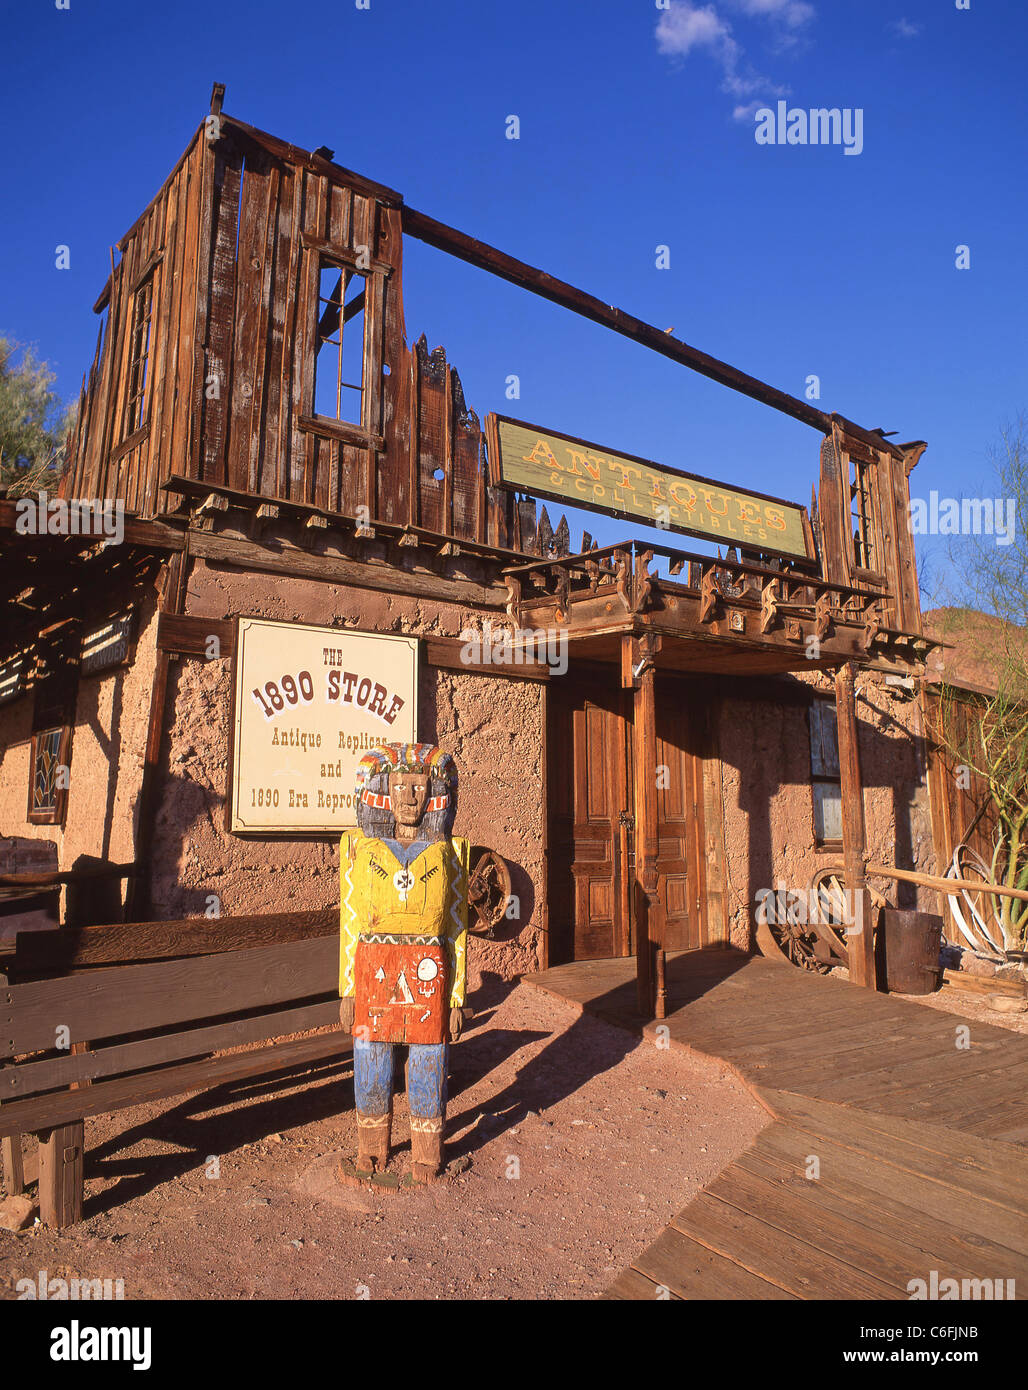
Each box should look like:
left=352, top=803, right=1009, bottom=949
left=0, top=929, right=342, bottom=1120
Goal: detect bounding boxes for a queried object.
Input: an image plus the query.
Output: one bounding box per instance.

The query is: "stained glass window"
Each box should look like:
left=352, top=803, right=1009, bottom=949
left=31, top=726, right=65, bottom=817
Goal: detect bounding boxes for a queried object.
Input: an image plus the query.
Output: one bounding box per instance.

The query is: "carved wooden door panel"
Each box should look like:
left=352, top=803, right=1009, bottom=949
left=651, top=678, right=707, bottom=951
left=547, top=670, right=707, bottom=962
left=547, top=671, right=632, bottom=963
left=569, top=689, right=632, bottom=959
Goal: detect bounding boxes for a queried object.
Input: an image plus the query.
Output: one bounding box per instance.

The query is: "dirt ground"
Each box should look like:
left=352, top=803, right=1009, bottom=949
left=0, top=978, right=768, bottom=1301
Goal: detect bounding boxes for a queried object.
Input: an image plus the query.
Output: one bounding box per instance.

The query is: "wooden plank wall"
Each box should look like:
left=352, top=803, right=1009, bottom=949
left=62, top=126, right=208, bottom=519
left=188, top=125, right=391, bottom=517
left=58, top=114, right=573, bottom=558
left=924, top=687, right=998, bottom=877
left=817, top=427, right=923, bottom=634
left=817, top=428, right=853, bottom=591
left=402, top=335, right=514, bottom=545
left=883, top=448, right=922, bottom=633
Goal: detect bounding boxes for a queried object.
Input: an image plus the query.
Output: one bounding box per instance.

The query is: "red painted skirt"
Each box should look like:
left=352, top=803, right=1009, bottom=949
left=353, top=935, right=448, bottom=1045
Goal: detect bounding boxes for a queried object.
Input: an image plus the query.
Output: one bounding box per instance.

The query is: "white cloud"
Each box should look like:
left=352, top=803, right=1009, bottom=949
left=890, top=17, right=922, bottom=38
left=728, top=0, right=815, bottom=54
left=656, top=3, right=734, bottom=58
left=732, top=0, right=815, bottom=29
left=656, top=2, right=789, bottom=111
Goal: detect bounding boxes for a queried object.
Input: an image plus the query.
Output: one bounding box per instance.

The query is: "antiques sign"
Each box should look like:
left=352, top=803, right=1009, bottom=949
left=230, top=619, right=418, bottom=834
left=486, top=414, right=810, bottom=559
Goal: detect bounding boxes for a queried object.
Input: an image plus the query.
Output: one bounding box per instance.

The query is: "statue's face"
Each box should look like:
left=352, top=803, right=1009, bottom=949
left=389, top=769, right=430, bottom=828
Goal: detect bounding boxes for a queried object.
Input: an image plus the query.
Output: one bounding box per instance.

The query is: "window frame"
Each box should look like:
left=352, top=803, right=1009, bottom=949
left=122, top=272, right=155, bottom=440
left=808, top=696, right=843, bottom=851
left=311, top=253, right=370, bottom=431
left=27, top=724, right=73, bottom=826
left=298, top=234, right=387, bottom=452
left=849, top=453, right=886, bottom=584
left=26, top=638, right=79, bottom=828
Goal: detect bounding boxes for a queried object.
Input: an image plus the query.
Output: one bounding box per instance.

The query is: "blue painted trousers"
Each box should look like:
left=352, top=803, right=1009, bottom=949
left=353, top=1038, right=448, bottom=1119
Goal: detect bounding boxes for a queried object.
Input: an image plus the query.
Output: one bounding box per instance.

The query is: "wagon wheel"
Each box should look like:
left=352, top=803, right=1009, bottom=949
left=467, top=847, right=512, bottom=938
left=809, top=869, right=891, bottom=969
left=946, top=844, right=1006, bottom=958
left=756, top=871, right=889, bottom=973
left=763, top=911, right=836, bottom=974
left=808, top=870, right=854, bottom=969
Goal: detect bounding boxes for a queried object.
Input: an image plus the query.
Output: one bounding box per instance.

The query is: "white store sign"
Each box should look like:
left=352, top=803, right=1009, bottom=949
left=230, top=618, right=418, bottom=834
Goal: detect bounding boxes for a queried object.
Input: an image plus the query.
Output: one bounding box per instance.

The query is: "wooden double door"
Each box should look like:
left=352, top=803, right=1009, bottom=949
left=547, top=668, right=708, bottom=963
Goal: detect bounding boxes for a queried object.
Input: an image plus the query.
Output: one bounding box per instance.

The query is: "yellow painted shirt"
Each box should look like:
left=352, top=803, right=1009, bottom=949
left=339, top=831, right=470, bottom=1010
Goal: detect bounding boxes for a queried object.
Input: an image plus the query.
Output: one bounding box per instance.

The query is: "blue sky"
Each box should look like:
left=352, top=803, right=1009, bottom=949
left=3, top=0, right=1026, bottom=601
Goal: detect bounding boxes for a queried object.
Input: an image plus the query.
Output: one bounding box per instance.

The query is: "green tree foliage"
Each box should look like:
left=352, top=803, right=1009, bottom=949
left=0, top=336, right=76, bottom=496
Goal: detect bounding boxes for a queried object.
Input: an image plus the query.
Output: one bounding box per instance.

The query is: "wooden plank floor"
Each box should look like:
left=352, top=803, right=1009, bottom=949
left=525, top=950, right=1028, bottom=1300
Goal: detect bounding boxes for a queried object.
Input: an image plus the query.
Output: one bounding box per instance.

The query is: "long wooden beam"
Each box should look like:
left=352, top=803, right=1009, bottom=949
left=11, top=908, right=339, bottom=973
left=0, top=499, right=186, bottom=551
left=827, top=860, right=1028, bottom=907
left=208, top=109, right=902, bottom=456
left=188, top=529, right=507, bottom=608
left=1, top=1032, right=351, bottom=1142
left=0, top=863, right=137, bottom=890
left=402, top=206, right=903, bottom=460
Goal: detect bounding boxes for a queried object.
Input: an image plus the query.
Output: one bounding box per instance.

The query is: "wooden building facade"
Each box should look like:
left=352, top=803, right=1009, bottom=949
left=0, top=93, right=949, bottom=1012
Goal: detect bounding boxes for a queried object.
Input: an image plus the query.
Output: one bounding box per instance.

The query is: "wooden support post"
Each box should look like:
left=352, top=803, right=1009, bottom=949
left=632, top=641, right=663, bottom=1018
left=634, top=879, right=652, bottom=1018
left=654, top=941, right=667, bottom=1022
left=1, top=1135, right=25, bottom=1196
left=1, top=962, right=26, bottom=1197
left=37, top=1121, right=84, bottom=1228
left=125, top=545, right=188, bottom=921
left=834, top=663, right=877, bottom=990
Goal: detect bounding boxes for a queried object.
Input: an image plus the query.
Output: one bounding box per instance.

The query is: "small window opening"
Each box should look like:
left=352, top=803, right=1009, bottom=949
left=809, top=697, right=842, bottom=846
left=123, top=277, right=154, bottom=437
left=850, top=458, right=877, bottom=572
left=314, top=261, right=366, bottom=424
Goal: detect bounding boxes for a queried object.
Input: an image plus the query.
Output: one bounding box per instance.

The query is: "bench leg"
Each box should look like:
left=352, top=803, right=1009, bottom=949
left=37, top=1121, right=84, bottom=1228
left=2, top=1135, right=26, bottom=1196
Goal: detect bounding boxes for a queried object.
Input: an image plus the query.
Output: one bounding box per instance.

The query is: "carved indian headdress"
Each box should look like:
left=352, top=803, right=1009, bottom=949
left=354, top=742, right=458, bottom=840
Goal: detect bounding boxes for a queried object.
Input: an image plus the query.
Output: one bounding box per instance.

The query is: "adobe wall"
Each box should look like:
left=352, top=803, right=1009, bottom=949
left=0, top=547, right=940, bottom=979
left=146, top=558, right=545, bottom=979
left=714, top=668, right=936, bottom=951
left=0, top=590, right=161, bottom=917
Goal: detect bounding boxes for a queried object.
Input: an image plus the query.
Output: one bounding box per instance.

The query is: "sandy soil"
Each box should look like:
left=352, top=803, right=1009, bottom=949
left=0, top=979, right=767, bottom=1301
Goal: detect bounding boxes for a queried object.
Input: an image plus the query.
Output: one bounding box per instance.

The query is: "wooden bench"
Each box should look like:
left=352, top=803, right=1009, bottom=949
left=0, top=837, right=60, bottom=944
left=0, top=910, right=348, bottom=1228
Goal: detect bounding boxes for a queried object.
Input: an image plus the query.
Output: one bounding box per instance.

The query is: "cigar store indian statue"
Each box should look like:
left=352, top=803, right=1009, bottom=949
left=338, top=743, right=470, bottom=1184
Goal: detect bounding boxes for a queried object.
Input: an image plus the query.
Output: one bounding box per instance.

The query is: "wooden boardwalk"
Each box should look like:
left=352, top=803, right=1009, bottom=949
left=524, top=950, right=1028, bottom=1300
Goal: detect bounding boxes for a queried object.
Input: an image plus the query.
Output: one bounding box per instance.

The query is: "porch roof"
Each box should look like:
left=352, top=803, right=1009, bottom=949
left=505, top=539, right=938, bottom=679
